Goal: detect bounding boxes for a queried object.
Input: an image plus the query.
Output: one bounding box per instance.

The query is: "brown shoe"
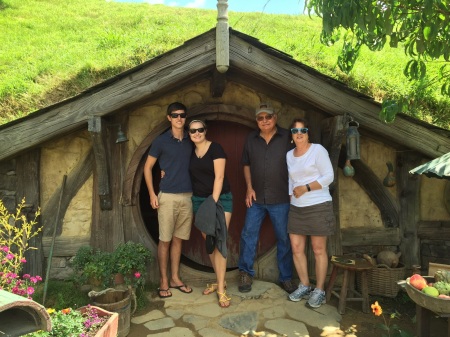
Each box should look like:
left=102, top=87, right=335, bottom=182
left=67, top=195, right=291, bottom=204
left=280, top=279, right=297, bottom=293
left=238, top=271, right=253, bottom=293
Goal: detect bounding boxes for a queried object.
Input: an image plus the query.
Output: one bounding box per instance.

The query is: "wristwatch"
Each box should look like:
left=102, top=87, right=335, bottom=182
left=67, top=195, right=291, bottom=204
left=306, top=183, right=311, bottom=192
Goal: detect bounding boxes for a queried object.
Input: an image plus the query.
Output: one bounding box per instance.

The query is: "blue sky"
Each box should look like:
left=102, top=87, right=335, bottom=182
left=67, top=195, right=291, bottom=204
left=112, top=0, right=306, bottom=15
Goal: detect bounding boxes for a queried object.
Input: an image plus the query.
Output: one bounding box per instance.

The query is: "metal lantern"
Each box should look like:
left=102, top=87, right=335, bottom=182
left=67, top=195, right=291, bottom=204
left=346, top=120, right=360, bottom=160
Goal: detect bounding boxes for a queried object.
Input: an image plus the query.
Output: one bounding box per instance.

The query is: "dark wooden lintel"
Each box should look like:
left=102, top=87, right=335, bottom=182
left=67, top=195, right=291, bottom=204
left=88, top=116, right=112, bottom=210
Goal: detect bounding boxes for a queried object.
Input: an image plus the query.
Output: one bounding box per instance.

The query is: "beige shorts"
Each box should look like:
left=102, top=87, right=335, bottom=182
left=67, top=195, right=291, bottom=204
left=157, top=192, right=193, bottom=242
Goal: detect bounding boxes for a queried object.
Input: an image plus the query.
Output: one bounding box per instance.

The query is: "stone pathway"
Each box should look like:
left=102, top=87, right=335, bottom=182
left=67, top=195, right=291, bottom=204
left=128, top=280, right=347, bottom=337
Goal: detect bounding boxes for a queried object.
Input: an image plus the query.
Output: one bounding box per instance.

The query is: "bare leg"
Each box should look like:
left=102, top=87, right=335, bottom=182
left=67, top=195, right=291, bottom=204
left=311, top=235, right=328, bottom=290
left=167, top=236, right=188, bottom=289
left=158, top=240, right=171, bottom=296
left=290, top=234, right=309, bottom=286
left=216, top=212, right=231, bottom=307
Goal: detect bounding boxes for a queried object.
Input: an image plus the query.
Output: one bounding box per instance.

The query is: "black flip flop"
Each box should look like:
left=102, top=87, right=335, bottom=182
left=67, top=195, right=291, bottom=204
left=157, top=288, right=172, bottom=298
left=170, top=283, right=193, bottom=294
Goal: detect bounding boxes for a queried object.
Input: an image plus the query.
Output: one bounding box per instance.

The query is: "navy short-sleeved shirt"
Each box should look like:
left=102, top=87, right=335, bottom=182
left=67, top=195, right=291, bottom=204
left=189, top=142, right=231, bottom=197
left=241, top=126, right=292, bottom=204
left=148, top=129, right=193, bottom=193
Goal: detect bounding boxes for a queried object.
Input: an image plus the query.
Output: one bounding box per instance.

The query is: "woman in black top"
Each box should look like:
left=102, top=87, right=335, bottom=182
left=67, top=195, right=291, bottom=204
left=189, top=120, right=233, bottom=308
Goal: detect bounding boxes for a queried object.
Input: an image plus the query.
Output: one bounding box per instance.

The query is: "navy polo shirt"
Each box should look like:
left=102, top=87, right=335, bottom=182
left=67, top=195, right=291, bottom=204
left=241, top=126, right=292, bottom=204
left=148, top=129, right=193, bottom=193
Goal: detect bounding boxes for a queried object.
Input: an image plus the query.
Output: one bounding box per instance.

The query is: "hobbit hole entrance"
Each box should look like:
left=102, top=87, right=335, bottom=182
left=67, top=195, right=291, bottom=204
left=137, top=120, right=277, bottom=271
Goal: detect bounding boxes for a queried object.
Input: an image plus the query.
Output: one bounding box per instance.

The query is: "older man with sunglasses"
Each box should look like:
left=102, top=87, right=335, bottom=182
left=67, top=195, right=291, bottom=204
left=238, top=103, right=296, bottom=294
left=144, top=102, right=194, bottom=299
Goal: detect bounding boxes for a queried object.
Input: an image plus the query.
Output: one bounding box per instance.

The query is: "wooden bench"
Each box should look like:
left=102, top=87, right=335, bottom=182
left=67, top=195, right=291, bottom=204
left=325, top=255, right=373, bottom=314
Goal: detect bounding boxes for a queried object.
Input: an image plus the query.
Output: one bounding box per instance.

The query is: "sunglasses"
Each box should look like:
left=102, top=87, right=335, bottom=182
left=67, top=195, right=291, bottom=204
left=170, top=112, right=187, bottom=119
left=291, top=128, right=308, bottom=134
left=189, top=127, right=205, bottom=134
left=256, top=114, right=274, bottom=122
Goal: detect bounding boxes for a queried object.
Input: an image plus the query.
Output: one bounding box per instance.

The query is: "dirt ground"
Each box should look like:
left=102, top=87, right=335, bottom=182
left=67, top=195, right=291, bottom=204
left=130, top=290, right=448, bottom=337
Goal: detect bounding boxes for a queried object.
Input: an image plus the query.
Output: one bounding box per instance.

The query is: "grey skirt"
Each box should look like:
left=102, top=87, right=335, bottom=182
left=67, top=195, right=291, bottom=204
left=288, top=201, right=336, bottom=236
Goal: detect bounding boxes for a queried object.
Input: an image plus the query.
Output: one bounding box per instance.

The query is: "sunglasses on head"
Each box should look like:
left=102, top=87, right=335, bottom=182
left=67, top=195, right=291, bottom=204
left=256, top=114, right=274, bottom=122
left=189, top=127, right=205, bottom=134
left=170, top=112, right=187, bottom=119
left=291, top=128, right=308, bottom=134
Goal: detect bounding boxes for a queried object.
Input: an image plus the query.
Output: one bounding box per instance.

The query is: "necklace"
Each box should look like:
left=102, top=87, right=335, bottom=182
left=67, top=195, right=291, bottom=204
left=196, top=141, right=210, bottom=158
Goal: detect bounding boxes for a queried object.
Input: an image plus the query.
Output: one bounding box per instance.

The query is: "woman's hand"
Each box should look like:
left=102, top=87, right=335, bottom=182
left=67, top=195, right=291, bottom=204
left=293, top=185, right=308, bottom=198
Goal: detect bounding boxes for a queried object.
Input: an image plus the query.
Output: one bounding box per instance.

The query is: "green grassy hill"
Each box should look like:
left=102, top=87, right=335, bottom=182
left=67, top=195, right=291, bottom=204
left=0, top=0, right=448, bottom=128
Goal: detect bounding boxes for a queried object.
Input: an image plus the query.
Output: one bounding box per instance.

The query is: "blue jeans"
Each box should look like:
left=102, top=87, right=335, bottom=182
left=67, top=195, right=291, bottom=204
left=238, top=202, right=293, bottom=282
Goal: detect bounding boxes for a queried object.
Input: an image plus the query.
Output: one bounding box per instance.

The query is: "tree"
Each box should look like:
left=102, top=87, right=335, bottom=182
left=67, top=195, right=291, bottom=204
left=305, top=0, right=450, bottom=124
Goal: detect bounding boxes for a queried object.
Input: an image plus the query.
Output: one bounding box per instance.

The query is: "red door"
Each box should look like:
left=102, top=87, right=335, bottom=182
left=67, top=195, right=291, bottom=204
left=140, top=120, right=277, bottom=270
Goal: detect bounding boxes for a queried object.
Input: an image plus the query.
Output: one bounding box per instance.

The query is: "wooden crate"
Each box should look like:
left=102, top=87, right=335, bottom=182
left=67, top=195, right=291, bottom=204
left=428, top=262, right=450, bottom=276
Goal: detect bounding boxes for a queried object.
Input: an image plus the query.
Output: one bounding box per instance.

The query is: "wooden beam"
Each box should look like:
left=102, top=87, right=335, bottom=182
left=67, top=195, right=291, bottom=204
left=229, top=34, right=450, bottom=158
left=418, top=221, right=450, bottom=240
left=398, top=152, right=422, bottom=268
left=211, top=69, right=227, bottom=97
left=42, top=236, right=90, bottom=257
left=341, top=227, right=401, bottom=246
left=88, top=116, right=112, bottom=210
left=349, top=158, right=400, bottom=228
left=15, top=149, right=43, bottom=277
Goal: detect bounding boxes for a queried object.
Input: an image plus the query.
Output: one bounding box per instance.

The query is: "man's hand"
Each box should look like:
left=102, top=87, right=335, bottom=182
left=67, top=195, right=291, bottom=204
left=150, top=193, right=159, bottom=209
left=245, top=188, right=256, bottom=208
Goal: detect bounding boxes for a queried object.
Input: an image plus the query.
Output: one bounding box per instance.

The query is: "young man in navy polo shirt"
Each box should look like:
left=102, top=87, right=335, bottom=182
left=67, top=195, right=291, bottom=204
left=144, top=102, right=194, bottom=298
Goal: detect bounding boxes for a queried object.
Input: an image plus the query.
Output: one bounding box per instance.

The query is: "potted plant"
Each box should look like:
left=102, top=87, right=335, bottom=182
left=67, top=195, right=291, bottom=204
left=71, top=246, right=113, bottom=289
left=112, top=241, right=152, bottom=288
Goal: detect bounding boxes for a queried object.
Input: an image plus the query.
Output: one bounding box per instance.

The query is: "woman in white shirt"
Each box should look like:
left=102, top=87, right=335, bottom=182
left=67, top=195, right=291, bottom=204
left=286, top=118, right=335, bottom=308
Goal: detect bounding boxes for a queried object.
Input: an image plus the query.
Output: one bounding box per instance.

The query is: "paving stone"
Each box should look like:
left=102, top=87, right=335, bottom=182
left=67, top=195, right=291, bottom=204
left=183, top=314, right=209, bottom=330
left=188, top=302, right=223, bottom=317
left=146, top=327, right=195, bottom=337
left=285, top=300, right=341, bottom=329
left=265, top=318, right=310, bottom=337
left=218, top=311, right=259, bottom=335
left=143, top=317, right=175, bottom=331
left=131, top=309, right=165, bottom=324
left=166, top=308, right=184, bottom=320
left=198, top=327, right=238, bottom=337
left=262, top=305, right=286, bottom=319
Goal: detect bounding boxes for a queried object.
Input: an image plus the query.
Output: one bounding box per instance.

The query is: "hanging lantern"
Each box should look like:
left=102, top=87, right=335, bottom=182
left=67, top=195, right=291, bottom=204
left=346, top=120, right=360, bottom=160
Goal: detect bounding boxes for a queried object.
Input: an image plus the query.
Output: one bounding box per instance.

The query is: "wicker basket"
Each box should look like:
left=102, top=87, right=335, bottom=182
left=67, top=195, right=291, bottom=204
left=357, top=263, right=406, bottom=298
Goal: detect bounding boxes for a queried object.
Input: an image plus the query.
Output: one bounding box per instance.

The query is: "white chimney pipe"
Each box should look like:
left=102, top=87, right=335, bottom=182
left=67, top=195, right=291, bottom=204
left=216, top=0, right=229, bottom=73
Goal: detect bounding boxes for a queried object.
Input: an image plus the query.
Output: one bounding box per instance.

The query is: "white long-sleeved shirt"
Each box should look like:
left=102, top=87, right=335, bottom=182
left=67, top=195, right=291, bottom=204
left=286, top=143, right=334, bottom=207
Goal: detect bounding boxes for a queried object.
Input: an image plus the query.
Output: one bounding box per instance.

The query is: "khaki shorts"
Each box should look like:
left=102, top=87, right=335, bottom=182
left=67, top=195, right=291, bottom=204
left=157, top=192, right=193, bottom=242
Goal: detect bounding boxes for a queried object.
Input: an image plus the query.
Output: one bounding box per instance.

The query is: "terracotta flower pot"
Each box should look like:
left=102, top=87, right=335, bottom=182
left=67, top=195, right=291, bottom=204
left=79, top=305, right=119, bottom=337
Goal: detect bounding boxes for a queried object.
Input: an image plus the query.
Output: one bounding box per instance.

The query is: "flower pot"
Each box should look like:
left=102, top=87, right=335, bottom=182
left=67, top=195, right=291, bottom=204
left=79, top=305, right=119, bottom=337
left=114, top=273, right=125, bottom=286
left=90, top=288, right=135, bottom=337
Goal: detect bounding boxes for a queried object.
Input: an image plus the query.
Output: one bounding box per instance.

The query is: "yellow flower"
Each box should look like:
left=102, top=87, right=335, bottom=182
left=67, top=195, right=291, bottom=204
left=46, top=308, right=55, bottom=314
left=371, top=301, right=383, bottom=316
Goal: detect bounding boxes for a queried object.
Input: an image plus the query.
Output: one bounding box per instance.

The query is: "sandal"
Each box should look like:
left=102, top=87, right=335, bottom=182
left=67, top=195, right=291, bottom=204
left=203, top=283, right=218, bottom=295
left=217, top=291, right=231, bottom=308
left=203, top=282, right=227, bottom=295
